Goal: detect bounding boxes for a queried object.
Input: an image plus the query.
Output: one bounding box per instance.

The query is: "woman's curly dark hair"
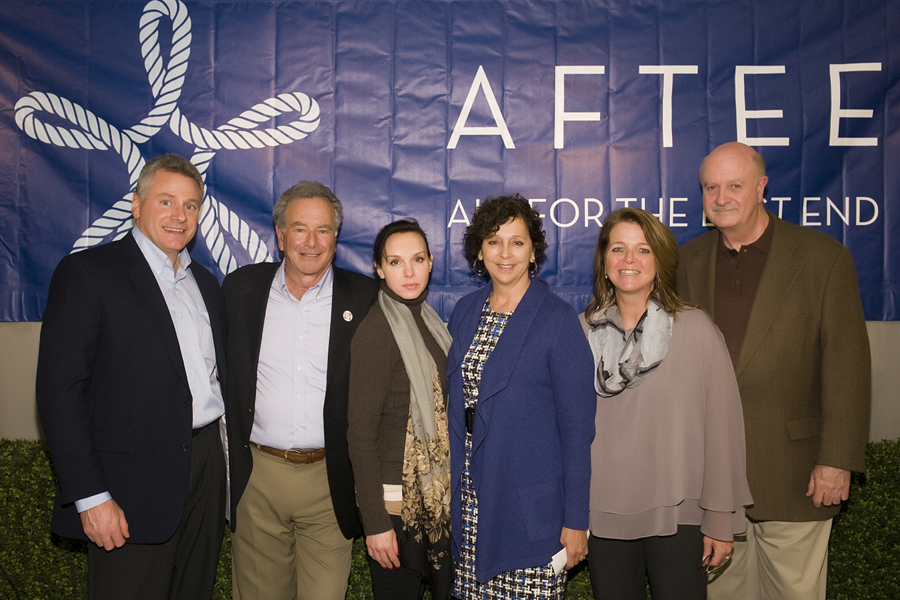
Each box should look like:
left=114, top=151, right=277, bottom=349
left=462, top=194, right=547, bottom=274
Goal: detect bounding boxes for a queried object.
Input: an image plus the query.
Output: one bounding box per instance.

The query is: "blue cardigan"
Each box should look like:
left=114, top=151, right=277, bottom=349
left=447, top=278, right=596, bottom=582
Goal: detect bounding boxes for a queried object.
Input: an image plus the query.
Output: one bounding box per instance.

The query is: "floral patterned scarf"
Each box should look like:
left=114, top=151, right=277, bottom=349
left=379, top=289, right=452, bottom=595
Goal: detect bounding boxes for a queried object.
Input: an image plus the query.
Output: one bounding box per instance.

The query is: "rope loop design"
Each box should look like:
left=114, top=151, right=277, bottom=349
left=14, top=0, right=320, bottom=273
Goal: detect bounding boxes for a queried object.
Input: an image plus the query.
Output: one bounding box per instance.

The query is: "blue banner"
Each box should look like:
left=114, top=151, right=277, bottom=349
left=1, top=0, right=897, bottom=321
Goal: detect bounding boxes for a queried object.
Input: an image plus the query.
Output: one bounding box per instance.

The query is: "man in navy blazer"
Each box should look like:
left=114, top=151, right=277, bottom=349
left=36, top=154, right=228, bottom=600
left=223, top=181, right=378, bottom=600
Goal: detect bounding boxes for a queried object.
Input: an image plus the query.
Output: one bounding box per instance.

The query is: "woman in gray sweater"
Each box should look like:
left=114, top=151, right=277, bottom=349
left=347, top=219, right=452, bottom=600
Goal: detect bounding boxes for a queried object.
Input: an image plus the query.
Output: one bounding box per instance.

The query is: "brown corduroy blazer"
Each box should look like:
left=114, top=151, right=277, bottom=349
left=676, top=213, right=871, bottom=521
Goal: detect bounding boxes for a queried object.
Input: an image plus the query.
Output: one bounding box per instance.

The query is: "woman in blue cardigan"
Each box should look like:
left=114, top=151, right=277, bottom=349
left=447, top=194, right=596, bottom=600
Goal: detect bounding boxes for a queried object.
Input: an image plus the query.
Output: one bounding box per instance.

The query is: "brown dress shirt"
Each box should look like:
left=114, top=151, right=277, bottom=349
left=714, top=215, right=775, bottom=367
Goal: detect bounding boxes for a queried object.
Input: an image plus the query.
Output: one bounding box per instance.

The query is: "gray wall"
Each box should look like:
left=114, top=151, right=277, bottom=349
left=1, top=322, right=43, bottom=440
left=1, top=321, right=898, bottom=442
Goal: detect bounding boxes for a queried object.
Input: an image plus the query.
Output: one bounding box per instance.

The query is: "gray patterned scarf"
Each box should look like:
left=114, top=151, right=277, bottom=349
left=588, top=297, right=673, bottom=397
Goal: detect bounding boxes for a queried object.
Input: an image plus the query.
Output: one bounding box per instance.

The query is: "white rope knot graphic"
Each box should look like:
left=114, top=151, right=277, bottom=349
left=14, top=0, right=320, bottom=274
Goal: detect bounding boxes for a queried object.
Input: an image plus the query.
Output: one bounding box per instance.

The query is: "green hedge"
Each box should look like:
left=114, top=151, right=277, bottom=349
left=1, top=438, right=897, bottom=599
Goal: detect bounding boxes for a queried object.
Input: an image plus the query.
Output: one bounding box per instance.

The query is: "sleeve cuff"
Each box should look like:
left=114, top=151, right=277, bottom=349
left=75, top=492, right=111, bottom=513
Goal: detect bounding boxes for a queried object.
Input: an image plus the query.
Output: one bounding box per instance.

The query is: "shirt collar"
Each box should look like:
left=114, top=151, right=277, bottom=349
left=132, top=226, right=191, bottom=276
left=717, top=210, right=775, bottom=257
left=275, top=261, right=334, bottom=302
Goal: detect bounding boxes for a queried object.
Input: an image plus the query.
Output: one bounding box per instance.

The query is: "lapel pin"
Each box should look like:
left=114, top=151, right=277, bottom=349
left=343, top=310, right=353, bottom=322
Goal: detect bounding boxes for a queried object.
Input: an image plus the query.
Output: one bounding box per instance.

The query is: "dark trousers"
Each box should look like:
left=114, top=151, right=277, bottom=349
left=368, top=515, right=429, bottom=600
left=369, top=555, right=428, bottom=600
left=588, top=525, right=707, bottom=600
left=88, top=421, right=226, bottom=600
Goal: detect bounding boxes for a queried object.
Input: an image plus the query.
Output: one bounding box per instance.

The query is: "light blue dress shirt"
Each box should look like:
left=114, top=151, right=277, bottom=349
left=250, top=262, right=332, bottom=450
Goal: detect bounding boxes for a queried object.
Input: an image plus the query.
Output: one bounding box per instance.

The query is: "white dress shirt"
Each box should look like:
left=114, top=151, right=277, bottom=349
left=250, top=262, right=332, bottom=450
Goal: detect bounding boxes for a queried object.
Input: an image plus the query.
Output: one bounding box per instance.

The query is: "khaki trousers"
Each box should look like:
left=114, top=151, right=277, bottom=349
left=232, top=445, right=352, bottom=600
left=707, top=519, right=831, bottom=600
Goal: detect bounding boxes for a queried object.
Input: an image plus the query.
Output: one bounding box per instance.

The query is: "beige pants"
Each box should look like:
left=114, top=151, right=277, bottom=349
left=707, top=519, right=832, bottom=600
left=232, top=445, right=352, bottom=600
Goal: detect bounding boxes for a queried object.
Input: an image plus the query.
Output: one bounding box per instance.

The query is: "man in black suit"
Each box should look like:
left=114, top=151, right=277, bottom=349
left=224, top=181, right=378, bottom=600
left=36, top=154, right=228, bottom=600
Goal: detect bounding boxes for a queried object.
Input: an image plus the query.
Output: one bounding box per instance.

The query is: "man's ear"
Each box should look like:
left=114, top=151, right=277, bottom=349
left=756, top=175, right=769, bottom=203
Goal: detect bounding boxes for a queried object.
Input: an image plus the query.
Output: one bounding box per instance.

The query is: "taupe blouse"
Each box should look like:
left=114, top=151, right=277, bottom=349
left=582, top=307, right=753, bottom=541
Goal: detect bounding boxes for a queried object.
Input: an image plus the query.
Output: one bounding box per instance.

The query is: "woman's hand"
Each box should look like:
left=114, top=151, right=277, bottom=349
left=560, top=527, right=588, bottom=569
left=701, top=536, right=734, bottom=570
left=366, top=529, right=401, bottom=570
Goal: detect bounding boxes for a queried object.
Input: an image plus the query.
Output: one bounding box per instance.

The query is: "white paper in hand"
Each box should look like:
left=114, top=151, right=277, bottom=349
left=551, top=547, right=568, bottom=575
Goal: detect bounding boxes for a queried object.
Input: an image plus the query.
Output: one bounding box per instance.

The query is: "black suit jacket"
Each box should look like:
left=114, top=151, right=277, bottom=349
left=222, top=262, right=378, bottom=538
left=36, top=232, right=227, bottom=543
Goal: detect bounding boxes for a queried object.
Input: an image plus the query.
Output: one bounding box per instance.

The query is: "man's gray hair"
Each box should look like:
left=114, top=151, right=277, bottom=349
left=272, top=181, right=343, bottom=232
left=750, top=151, right=767, bottom=179
left=134, top=154, right=204, bottom=201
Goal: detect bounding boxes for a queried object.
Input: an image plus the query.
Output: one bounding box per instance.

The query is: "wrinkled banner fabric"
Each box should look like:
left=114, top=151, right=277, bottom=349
left=1, top=0, right=897, bottom=321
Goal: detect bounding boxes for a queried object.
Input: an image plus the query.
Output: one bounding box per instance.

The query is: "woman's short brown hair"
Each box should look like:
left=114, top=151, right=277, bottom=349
left=585, top=207, right=686, bottom=323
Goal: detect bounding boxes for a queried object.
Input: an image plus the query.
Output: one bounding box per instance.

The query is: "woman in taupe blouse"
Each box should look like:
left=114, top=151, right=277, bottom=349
left=347, top=219, right=452, bottom=600
left=582, top=208, right=753, bottom=599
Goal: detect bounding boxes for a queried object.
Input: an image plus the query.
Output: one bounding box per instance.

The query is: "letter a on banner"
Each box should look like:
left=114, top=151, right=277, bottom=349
left=447, top=65, right=515, bottom=148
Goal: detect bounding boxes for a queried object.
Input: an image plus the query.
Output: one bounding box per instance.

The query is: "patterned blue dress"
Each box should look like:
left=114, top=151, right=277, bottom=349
left=452, top=300, right=567, bottom=600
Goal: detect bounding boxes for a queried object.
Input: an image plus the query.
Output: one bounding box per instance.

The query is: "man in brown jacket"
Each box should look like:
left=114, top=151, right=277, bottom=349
left=676, top=142, right=871, bottom=600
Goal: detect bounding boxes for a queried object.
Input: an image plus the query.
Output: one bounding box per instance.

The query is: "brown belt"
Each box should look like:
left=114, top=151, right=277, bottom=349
left=252, top=443, right=326, bottom=464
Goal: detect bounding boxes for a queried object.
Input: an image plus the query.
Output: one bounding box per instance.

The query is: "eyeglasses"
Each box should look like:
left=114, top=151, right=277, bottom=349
left=699, top=552, right=732, bottom=576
